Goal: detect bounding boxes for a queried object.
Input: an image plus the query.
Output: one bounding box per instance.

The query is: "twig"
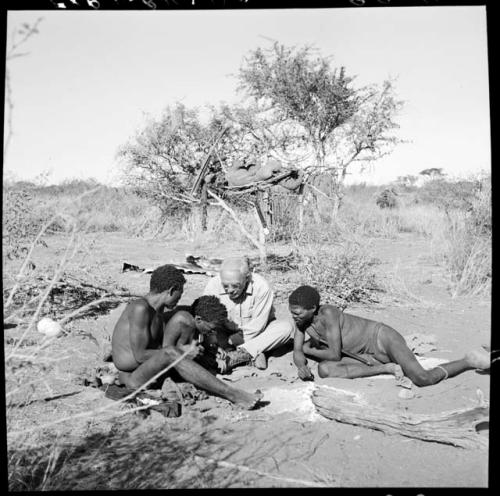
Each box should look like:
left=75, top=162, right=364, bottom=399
left=58, top=294, right=137, bottom=326
left=207, top=189, right=263, bottom=252
left=5, top=217, right=62, bottom=309
left=8, top=389, right=84, bottom=409
left=7, top=225, right=78, bottom=360
left=192, top=455, right=328, bottom=487
left=8, top=346, right=192, bottom=438
left=307, top=183, right=337, bottom=203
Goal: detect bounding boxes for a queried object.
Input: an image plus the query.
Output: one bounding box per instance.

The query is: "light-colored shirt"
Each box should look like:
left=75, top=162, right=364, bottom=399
left=203, top=272, right=275, bottom=340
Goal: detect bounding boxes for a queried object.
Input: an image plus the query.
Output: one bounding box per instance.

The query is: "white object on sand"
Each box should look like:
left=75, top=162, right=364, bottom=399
left=37, top=317, right=63, bottom=337
left=100, top=374, right=117, bottom=385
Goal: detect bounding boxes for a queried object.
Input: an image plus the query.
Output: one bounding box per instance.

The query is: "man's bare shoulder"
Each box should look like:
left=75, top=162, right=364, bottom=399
left=124, top=298, right=153, bottom=323
left=318, top=304, right=342, bottom=321
left=126, top=298, right=150, bottom=313
left=166, top=309, right=195, bottom=328
left=113, top=299, right=150, bottom=335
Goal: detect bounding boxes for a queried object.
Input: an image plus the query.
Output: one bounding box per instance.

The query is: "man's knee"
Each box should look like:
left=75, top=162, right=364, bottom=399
left=268, top=318, right=295, bottom=338
left=161, top=345, right=179, bottom=362
left=318, top=361, right=342, bottom=378
left=408, top=369, right=434, bottom=387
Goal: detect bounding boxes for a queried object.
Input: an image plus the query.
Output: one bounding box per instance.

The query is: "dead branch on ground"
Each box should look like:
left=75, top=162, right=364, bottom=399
left=312, top=386, right=488, bottom=450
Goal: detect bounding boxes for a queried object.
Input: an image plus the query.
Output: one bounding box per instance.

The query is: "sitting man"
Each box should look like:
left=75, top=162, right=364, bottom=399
left=289, top=285, right=490, bottom=386
left=203, top=256, right=295, bottom=373
left=111, top=264, right=262, bottom=409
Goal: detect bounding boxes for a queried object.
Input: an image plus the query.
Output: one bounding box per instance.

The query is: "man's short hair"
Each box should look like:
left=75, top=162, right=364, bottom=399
left=150, top=265, right=186, bottom=293
left=288, top=285, right=320, bottom=309
left=191, top=295, right=228, bottom=324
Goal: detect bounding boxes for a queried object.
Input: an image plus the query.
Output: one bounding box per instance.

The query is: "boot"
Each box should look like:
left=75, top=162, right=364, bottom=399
left=217, top=348, right=252, bottom=374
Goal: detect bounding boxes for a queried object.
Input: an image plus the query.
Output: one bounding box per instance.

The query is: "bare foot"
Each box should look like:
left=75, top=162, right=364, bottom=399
left=465, top=349, right=490, bottom=369
left=387, top=364, right=413, bottom=389
left=385, top=363, right=404, bottom=379
left=230, top=389, right=264, bottom=410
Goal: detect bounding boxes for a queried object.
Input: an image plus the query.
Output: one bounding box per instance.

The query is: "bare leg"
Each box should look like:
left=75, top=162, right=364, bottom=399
left=121, top=347, right=262, bottom=409
left=381, top=328, right=490, bottom=387
left=318, top=360, right=402, bottom=379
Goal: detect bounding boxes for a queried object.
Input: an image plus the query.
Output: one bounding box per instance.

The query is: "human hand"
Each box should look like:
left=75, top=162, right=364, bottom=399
left=297, top=365, right=314, bottom=381
left=224, top=319, right=240, bottom=332
left=181, top=343, right=203, bottom=359
left=216, top=347, right=228, bottom=360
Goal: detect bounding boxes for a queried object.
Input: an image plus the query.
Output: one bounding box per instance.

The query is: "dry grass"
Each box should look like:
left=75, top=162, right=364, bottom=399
left=4, top=186, right=186, bottom=490
left=3, top=175, right=491, bottom=489
left=160, top=205, right=263, bottom=252
left=3, top=180, right=163, bottom=237
left=8, top=408, right=338, bottom=490
left=267, top=232, right=381, bottom=309
left=431, top=213, right=491, bottom=298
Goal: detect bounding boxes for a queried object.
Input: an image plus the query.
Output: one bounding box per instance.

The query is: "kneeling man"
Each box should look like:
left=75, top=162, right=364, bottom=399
left=204, top=256, right=294, bottom=373
left=289, top=285, right=490, bottom=386
left=112, top=264, right=262, bottom=409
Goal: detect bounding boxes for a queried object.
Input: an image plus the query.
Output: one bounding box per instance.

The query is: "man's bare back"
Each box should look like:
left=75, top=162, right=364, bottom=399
left=112, top=298, right=165, bottom=372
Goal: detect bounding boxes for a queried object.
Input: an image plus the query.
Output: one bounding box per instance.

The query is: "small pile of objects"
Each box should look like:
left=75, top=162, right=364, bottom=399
left=86, top=367, right=209, bottom=419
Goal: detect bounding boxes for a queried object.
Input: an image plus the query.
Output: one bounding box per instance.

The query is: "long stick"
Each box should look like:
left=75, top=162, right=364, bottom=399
left=58, top=294, right=137, bottom=326
left=193, top=455, right=328, bottom=487
left=190, top=126, right=228, bottom=197
left=207, top=189, right=263, bottom=252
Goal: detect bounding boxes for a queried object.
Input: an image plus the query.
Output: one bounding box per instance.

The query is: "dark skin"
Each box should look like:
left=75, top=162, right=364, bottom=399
left=290, top=303, right=490, bottom=386
left=111, top=288, right=262, bottom=409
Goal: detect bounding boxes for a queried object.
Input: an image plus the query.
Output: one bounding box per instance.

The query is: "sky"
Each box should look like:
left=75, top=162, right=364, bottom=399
left=3, top=6, right=491, bottom=185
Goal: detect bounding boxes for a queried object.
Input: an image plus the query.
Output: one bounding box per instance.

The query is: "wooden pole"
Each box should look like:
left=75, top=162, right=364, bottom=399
left=200, top=180, right=208, bottom=231
left=190, top=127, right=228, bottom=198
left=263, top=189, right=273, bottom=228
left=297, top=183, right=305, bottom=232
left=207, top=190, right=265, bottom=257
left=252, top=201, right=268, bottom=267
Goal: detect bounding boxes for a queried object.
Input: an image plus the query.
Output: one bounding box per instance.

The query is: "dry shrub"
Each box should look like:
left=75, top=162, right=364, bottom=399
left=429, top=176, right=491, bottom=297
left=338, top=193, right=448, bottom=239
left=297, top=240, right=380, bottom=307
left=375, top=188, right=398, bottom=209
left=437, top=214, right=491, bottom=298
left=3, top=180, right=164, bottom=239
left=270, top=236, right=381, bottom=308
left=2, top=187, right=55, bottom=259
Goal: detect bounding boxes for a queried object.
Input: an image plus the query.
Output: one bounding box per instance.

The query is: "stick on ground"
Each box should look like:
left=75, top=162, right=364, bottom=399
left=312, top=386, right=488, bottom=449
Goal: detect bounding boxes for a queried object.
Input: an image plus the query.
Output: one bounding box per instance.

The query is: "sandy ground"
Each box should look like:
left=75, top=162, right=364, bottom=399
left=4, top=231, right=490, bottom=488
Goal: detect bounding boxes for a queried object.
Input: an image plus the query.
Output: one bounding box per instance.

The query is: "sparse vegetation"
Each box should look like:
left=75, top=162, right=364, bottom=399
left=3, top=172, right=491, bottom=489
